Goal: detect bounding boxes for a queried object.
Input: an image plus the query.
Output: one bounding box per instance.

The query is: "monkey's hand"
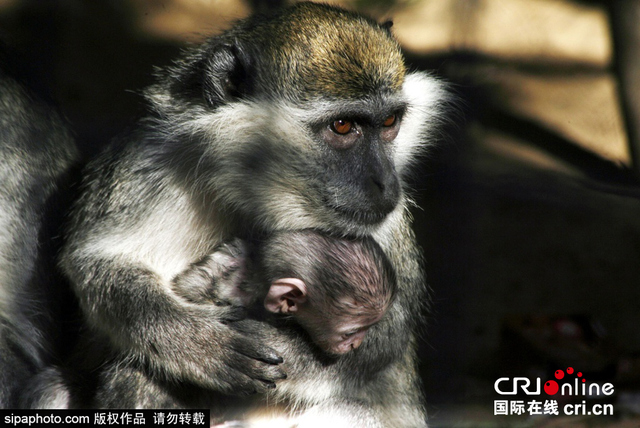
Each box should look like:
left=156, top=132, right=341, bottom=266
left=171, top=238, right=250, bottom=306
left=154, top=302, right=286, bottom=395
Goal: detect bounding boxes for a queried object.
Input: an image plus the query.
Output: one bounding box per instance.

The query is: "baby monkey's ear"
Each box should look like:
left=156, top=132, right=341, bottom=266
left=264, top=278, right=307, bottom=314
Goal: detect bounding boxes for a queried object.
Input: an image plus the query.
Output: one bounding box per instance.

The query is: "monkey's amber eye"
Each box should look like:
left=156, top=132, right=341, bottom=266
left=383, top=115, right=396, bottom=127
left=331, top=119, right=353, bottom=135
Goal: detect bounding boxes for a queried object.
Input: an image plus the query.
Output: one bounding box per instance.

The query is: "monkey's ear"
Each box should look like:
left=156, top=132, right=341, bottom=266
left=264, top=278, right=307, bottom=314
left=380, top=20, right=394, bottom=34
left=176, top=41, right=252, bottom=108
left=201, top=42, right=252, bottom=107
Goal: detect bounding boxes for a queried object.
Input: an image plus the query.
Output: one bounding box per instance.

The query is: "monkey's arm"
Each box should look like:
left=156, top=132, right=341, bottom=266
left=172, top=239, right=252, bottom=307
left=66, top=257, right=285, bottom=395
left=60, top=152, right=285, bottom=396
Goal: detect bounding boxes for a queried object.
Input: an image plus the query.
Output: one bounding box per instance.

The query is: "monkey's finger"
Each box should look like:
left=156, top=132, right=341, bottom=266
left=232, top=338, right=283, bottom=365
left=215, top=357, right=284, bottom=396
left=230, top=335, right=283, bottom=365
left=226, top=353, right=287, bottom=388
left=249, top=361, right=287, bottom=382
left=214, top=370, right=265, bottom=396
left=227, top=321, right=283, bottom=365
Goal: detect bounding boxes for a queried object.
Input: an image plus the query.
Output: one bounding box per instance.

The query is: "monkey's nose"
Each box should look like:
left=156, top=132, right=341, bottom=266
left=364, top=172, right=400, bottom=215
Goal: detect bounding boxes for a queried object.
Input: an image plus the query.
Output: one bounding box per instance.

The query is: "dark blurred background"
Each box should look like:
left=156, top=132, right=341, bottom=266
left=2, top=0, right=640, bottom=426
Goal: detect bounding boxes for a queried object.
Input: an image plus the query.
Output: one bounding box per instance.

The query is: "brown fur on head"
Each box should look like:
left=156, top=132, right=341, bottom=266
left=251, top=2, right=406, bottom=100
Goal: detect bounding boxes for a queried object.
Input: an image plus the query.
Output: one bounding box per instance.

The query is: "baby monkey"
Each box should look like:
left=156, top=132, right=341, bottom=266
left=173, top=231, right=397, bottom=355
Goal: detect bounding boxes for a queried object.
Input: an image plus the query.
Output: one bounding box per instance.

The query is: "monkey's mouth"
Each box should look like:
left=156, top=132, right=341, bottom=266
left=319, top=182, right=400, bottom=226
left=329, top=203, right=391, bottom=225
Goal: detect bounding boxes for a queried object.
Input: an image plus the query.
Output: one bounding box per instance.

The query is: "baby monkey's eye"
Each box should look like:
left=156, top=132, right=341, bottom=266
left=342, top=331, right=357, bottom=339
left=331, top=119, right=353, bottom=135
left=382, top=114, right=396, bottom=127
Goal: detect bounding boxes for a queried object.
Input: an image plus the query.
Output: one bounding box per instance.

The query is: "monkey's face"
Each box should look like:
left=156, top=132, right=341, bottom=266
left=311, top=100, right=405, bottom=227
left=195, top=96, right=409, bottom=236
left=297, top=307, right=384, bottom=355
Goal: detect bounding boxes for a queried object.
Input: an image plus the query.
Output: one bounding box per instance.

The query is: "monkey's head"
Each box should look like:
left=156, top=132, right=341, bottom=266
left=147, top=2, right=445, bottom=236
left=258, top=231, right=397, bottom=355
left=265, top=276, right=391, bottom=355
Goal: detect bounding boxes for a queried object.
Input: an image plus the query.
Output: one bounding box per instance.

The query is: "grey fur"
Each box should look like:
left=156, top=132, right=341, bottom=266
left=19, top=367, right=71, bottom=409
left=57, top=3, right=446, bottom=426
left=0, top=71, right=79, bottom=407
left=172, top=238, right=251, bottom=306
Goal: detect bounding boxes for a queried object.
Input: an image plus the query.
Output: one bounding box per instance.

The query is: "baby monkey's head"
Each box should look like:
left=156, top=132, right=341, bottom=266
left=260, top=231, right=397, bottom=355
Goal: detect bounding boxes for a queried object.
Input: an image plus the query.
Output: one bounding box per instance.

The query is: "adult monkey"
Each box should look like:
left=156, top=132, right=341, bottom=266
left=60, top=2, right=446, bottom=425
left=0, top=69, right=79, bottom=408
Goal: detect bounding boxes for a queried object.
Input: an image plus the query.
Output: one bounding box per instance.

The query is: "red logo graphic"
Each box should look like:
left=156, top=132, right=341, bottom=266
left=544, top=380, right=559, bottom=395
left=544, top=367, right=585, bottom=395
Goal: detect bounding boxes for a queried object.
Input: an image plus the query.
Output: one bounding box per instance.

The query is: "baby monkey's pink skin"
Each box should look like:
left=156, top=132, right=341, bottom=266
left=264, top=278, right=387, bottom=355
